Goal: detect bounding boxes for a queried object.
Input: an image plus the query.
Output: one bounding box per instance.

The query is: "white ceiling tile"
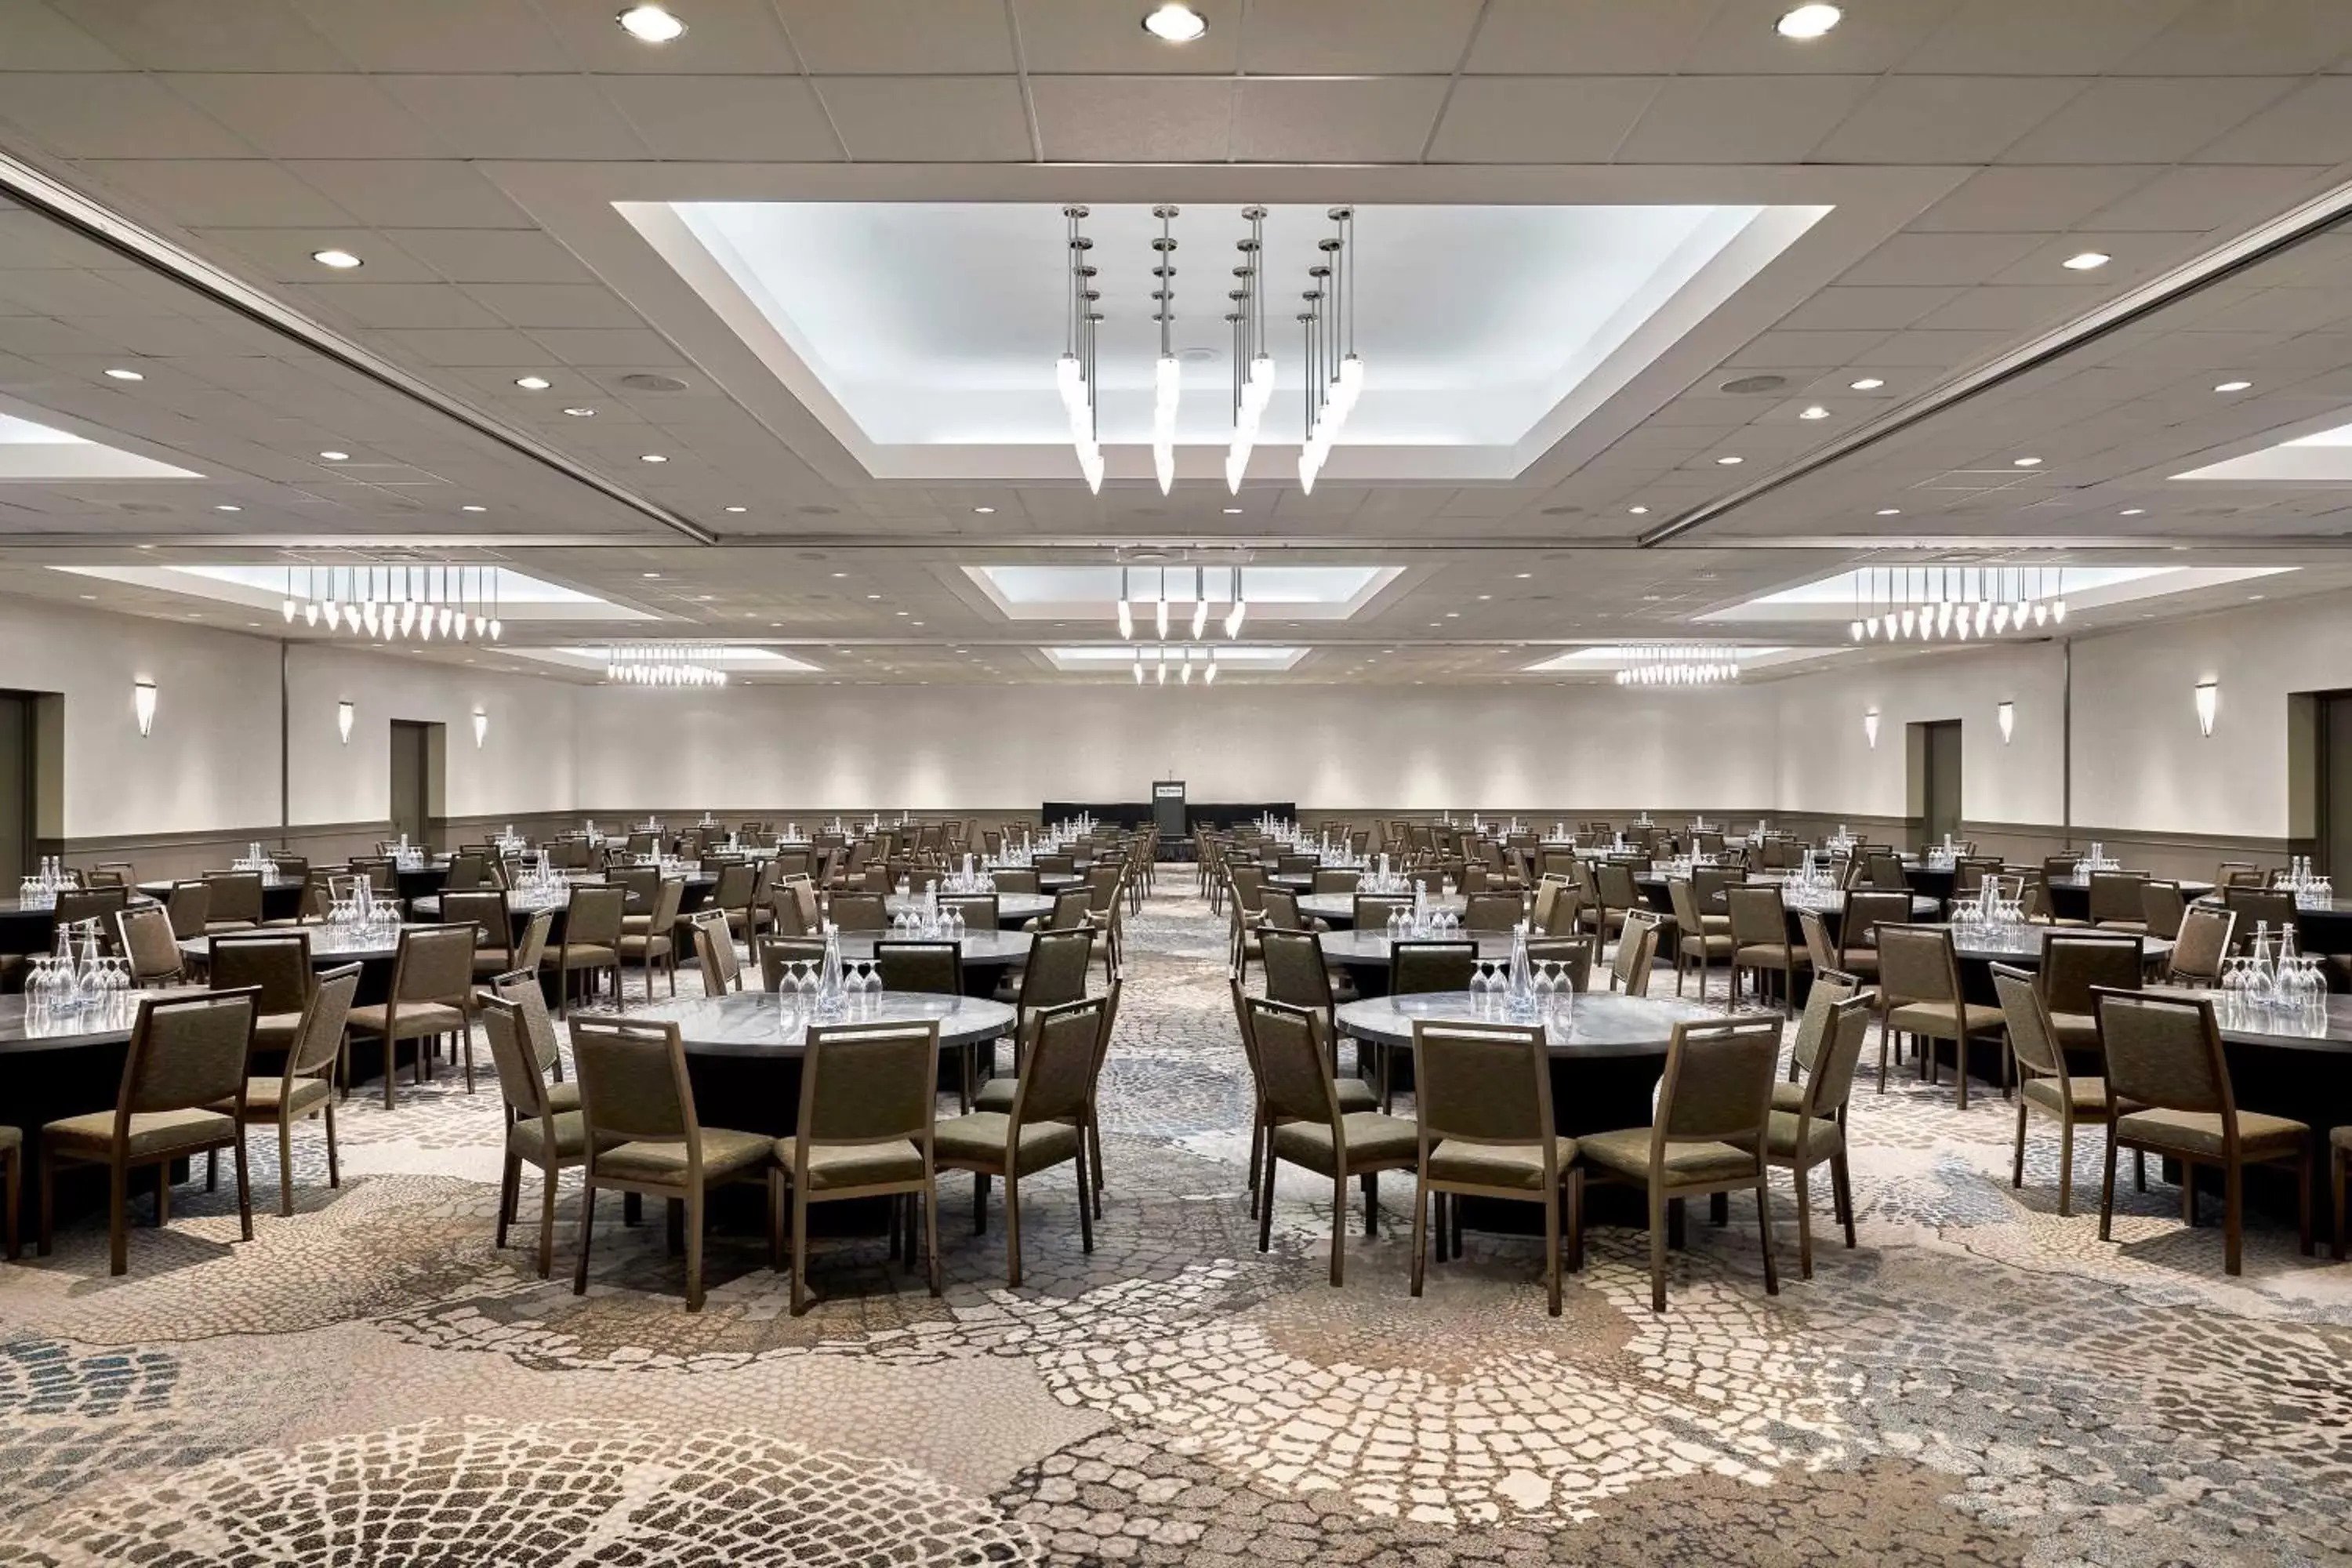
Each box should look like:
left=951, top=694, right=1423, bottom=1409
left=2118, top=0, right=2352, bottom=74
left=1997, top=76, right=2296, bottom=163
left=51, top=0, right=349, bottom=71
left=1464, top=0, right=1718, bottom=73
left=76, top=160, right=358, bottom=229
left=1232, top=78, right=1450, bottom=162
left=596, top=74, right=841, bottom=162
left=773, top=0, right=1014, bottom=73
left=167, top=74, right=452, bottom=158
left=1860, top=328, right=2015, bottom=365
left=1680, top=0, right=1962, bottom=74
left=0, top=73, right=253, bottom=158
left=1012, top=0, right=1243, bottom=73
left=2193, top=78, right=2352, bottom=165
left=1775, top=285, right=1966, bottom=332
left=1029, top=77, right=1233, bottom=162
left=1901, top=0, right=2194, bottom=74
left=536, top=0, right=802, bottom=75
left=1984, top=233, right=2208, bottom=287
left=380, top=228, right=597, bottom=285
left=463, top=284, right=654, bottom=330
left=1722, top=329, right=1893, bottom=367
left=1840, top=230, right=2044, bottom=287
left=284, top=281, right=505, bottom=330
left=1812, top=76, right=2085, bottom=163
left=2086, top=165, right=2334, bottom=233
left=1239, top=0, right=1483, bottom=74
left=815, top=76, right=1033, bottom=161
left=1907, top=167, right=2155, bottom=234
left=0, top=2, right=129, bottom=70
left=185, top=226, right=441, bottom=285
left=524, top=328, right=688, bottom=366
left=378, top=75, right=650, bottom=161
left=368, top=328, right=550, bottom=366
left=279, top=161, right=538, bottom=230
left=285, top=0, right=564, bottom=71
left=1425, top=77, right=1663, bottom=163
left=1615, top=74, right=1874, bottom=163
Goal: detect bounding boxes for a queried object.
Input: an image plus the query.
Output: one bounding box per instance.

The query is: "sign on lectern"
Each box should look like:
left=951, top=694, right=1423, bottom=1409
left=1152, top=780, right=1187, bottom=841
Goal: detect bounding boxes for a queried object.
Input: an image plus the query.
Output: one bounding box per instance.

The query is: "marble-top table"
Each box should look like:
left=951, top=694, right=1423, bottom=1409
left=1298, top=891, right=1466, bottom=927
left=887, top=891, right=1054, bottom=927
left=630, top=990, right=1016, bottom=1059
left=1335, top=990, right=1740, bottom=1057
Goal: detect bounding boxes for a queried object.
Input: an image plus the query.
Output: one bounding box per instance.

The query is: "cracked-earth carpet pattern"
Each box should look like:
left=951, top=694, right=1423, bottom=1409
left=2, top=880, right=2348, bottom=1566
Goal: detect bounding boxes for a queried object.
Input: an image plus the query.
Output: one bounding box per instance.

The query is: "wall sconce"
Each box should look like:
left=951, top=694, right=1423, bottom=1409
left=132, top=679, right=156, bottom=738
left=1863, top=708, right=1880, bottom=750
left=1996, top=700, right=2014, bottom=745
left=336, top=699, right=354, bottom=745
left=472, top=708, right=488, bottom=750
left=2194, top=680, right=2218, bottom=738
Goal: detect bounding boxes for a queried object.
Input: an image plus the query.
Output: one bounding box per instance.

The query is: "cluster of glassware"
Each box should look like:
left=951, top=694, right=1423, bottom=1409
left=492, top=826, right=528, bottom=856
left=891, top=886, right=971, bottom=938
left=1922, top=833, right=1962, bottom=872
left=1658, top=851, right=1722, bottom=880
left=1948, top=878, right=2029, bottom=937
left=1777, top=853, right=1846, bottom=912
left=1355, top=853, right=1412, bottom=896
left=2274, top=857, right=2336, bottom=909
left=24, top=920, right=136, bottom=1026
left=2070, top=843, right=2121, bottom=880
left=1823, top=826, right=1858, bottom=856
left=2219, top=923, right=2328, bottom=1027
left=387, top=834, right=426, bottom=871
left=511, top=853, right=570, bottom=905
left=1384, top=886, right=1463, bottom=938
left=15, top=856, right=74, bottom=910
left=230, top=840, right=276, bottom=873
left=326, top=877, right=401, bottom=935
left=940, top=854, right=996, bottom=895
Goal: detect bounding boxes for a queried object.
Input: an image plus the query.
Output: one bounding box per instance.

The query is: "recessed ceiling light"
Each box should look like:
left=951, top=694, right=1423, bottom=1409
left=1875, top=507, right=1901, bottom=516
left=1221, top=506, right=1243, bottom=514
left=562, top=407, right=596, bottom=418
left=1445, top=612, right=1460, bottom=619
left=2061, top=251, right=2111, bottom=270
left=1774, top=3, right=1842, bottom=39
left=318, top=450, right=349, bottom=461
left=78, top=593, right=96, bottom=601
left=2214, top=379, right=2252, bottom=393
left=642, top=572, right=660, bottom=579
left=1515, top=572, right=1532, bottom=579
left=616, top=4, right=686, bottom=42
left=310, top=249, right=362, bottom=270
left=2012, top=456, right=2042, bottom=466
left=1628, top=505, right=1649, bottom=515
left=1715, top=455, right=1744, bottom=465
left=831, top=572, right=848, bottom=579
left=514, top=376, right=551, bottom=390
left=462, top=504, right=486, bottom=513
left=2120, top=508, right=2146, bottom=516
left=103, top=367, right=143, bottom=381
left=1141, top=2, right=1207, bottom=42
left=696, top=595, right=713, bottom=602
left=867, top=593, right=882, bottom=601
left=724, top=505, right=747, bottom=514
left=213, top=503, right=241, bottom=512
left=1799, top=405, right=1830, bottom=420
left=639, top=453, right=667, bottom=463
left=1477, top=594, right=1492, bottom=601
left=1849, top=376, right=1884, bottom=390
left=895, top=610, right=909, bottom=617
left=973, top=506, right=995, bottom=514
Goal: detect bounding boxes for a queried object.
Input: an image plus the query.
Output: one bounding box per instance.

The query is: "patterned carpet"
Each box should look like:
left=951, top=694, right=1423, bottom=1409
left=2, top=886, right=2349, bottom=1566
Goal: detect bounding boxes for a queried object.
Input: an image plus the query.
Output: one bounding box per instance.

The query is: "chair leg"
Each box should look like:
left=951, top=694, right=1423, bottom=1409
left=2011, top=1101, right=2027, bottom=1191
left=232, top=1134, right=253, bottom=1243
left=155, top=1166, right=170, bottom=1227
left=2, top=1148, right=15, bottom=1262
left=322, top=1099, right=341, bottom=1190
left=278, top=1119, right=296, bottom=1218
left=1087, top=1115, right=1105, bottom=1220
left=924, top=1182, right=942, bottom=1297
left=1328, top=1172, right=1347, bottom=1287
left=2056, top=1114, right=2075, bottom=1218
left=495, top=1155, right=518, bottom=1250
left=1875, top=1017, right=1892, bottom=1094
left=537, top=1167, right=561, bottom=1279
left=572, top=1181, right=597, bottom=1294
left=1568, top=1168, right=1585, bottom=1274
left=1410, top=1178, right=1428, bottom=1297
left=1831, top=1149, right=1856, bottom=1249
left=1794, top=1163, right=1813, bottom=1280
left=1543, top=1188, right=1562, bottom=1317
left=789, top=1188, right=811, bottom=1316
left=1646, top=1185, right=1668, bottom=1312
left=1756, top=1179, right=1778, bottom=1296
left=1258, top=1143, right=1277, bottom=1255
left=683, top=1187, right=705, bottom=1312
left=2134, top=1149, right=2147, bottom=1192
left=2297, top=1147, right=2313, bottom=1258
left=108, top=1160, right=129, bottom=1276
left=2223, top=1158, right=2243, bottom=1276
left=1073, top=1146, right=1093, bottom=1254
left=1004, top=1171, right=1023, bottom=1288
left=1246, top=1116, right=1265, bottom=1218
left=2098, top=1131, right=2119, bottom=1243
left=205, top=1147, right=217, bottom=1193
left=1362, top=1171, right=1377, bottom=1236
left=461, top=1020, right=476, bottom=1094
left=2336, top=1145, right=2349, bottom=1261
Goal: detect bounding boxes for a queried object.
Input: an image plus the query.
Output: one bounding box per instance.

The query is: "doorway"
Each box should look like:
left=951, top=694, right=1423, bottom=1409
left=387, top=720, right=442, bottom=848
left=2311, top=691, right=2352, bottom=875
left=1910, top=719, right=1964, bottom=849
left=0, top=691, right=35, bottom=884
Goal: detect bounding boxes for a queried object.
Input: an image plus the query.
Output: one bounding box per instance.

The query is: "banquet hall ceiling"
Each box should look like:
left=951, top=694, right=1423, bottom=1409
left=4, top=0, right=2352, bottom=683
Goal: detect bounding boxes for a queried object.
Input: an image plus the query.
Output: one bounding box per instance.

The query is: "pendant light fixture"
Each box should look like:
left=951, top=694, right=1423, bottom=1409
left=285, top=564, right=502, bottom=643
left=1155, top=568, right=1169, bottom=639
left=1056, top=205, right=1105, bottom=493
left=1225, top=565, right=1247, bottom=639
left=1149, top=205, right=1181, bottom=495
left=1224, top=206, right=1274, bottom=494
left=1116, top=567, right=1134, bottom=640
left=1849, top=563, right=2067, bottom=644
left=1297, top=206, right=1363, bottom=496
left=1190, top=567, right=1209, bottom=639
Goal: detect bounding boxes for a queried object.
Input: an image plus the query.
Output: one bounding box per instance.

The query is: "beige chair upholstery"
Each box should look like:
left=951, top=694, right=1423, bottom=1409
left=1245, top=996, right=1419, bottom=1286
left=1410, top=1018, right=1576, bottom=1314
left=347, top=924, right=479, bottom=1108
left=213, top=962, right=359, bottom=1216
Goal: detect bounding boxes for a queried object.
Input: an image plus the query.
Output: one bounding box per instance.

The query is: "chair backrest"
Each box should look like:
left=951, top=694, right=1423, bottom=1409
left=122, top=988, right=258, bottom=1116
left=349, top=858, right=397, bottom=895
left=508, top=908, right=552, bottom=972
left=56, top=886, right=129, bottom=940
left=1390, top=938, right=1475, bottom=996
left=1798, top=982, right=1875, bottom=1118
left=711, top=861, right=757, bottom=912
left=88, top=859, right=136, bottom=887
left=942, top=893, right=998, bottom=930
left=2042, top=854, right=2081, bottom=884
left=1261, top=887, right=1303, bottom=929
left=770, top=874, right=814, bottom=935
left=1312, top=868, right=1360, bottom=895
left=991, top=867, right=1040, bottom=895
left=117, top=905, right=185, bottom=985
left=485, top=967, right=563, bottom=1082
left=644, top=876, right=687, bottom=938
left=392, top=923, right=478, bottom=1003
left=1796, top=908, right=1838, bottom=975
left=690, top=909, right=739, bottom=993
left=1691, top=865, right=1746, bottom=905
left=1353, top=895, right=1410, bottom=930
left=607, top=865, right=660, bottom=909
left=1524, top=935, right=1595, bottom=993
left=443, top=852, right=488, bottom=892
left=1243, top=996, right=1341, bottom=1128
left=2086, top=870, right=2150, bottom=924
left=563, top=883, right=628, bottom=946
left=1020, top=927, right=1094, bottom=1008
left=2095, top=988, right=2230, bottom=1120
left=209, top=929, right=311, bottom=1014
left=1788, top=967, right=1860, bottom=1080
left=2040, top=930, right=2142, bottom=1015
left=1259, top=927, right=1334, bottom=1011
left=829, top=891, right=888, bottom=932
left=1865, top=852, right=1909, bottom=891
left=1044, top=888, right=1092, bottom=930
left=2138, top=880, right=2187, bottom=940
left=797, top=1018, right=941, bottom=1149
left=1009, top=995, right=1105, bottom=1126
left=1874, top=924, right=1956, bottom=1005
left=1725, top=883, right=1788, bottom=946
left=165, top=880, right=212, bottom=939
left=758, top=935, right=827, bottom=992
left=1844, top=891, right=1912, bottom=951
left=2220, top=887, right=2297, bottom=951
left=288, top=962, right=362, bottom=1080
left=2216, top=859, right=2263, bottom=887
left=1651, top=1015, right=1780, bottom=1160
left=572, top=1018, right=699, bottom=1172
left=202, top=870, right=264, bottom=924
left=1612, top=909, right=1664, bottom=995
left=1595, top=861, right=1639, bottom=910
left=2166, top=904, right=2234, bottom=985
left=1991, top=963, right=2067, bottom=1083
left=1412, top=1019, right=1551, bottom=1152
left=441, top=891, right=508, bottom=949
left=1461, top=891, right=1523, bottom=932
left=877, top=939, right=963, bottom=996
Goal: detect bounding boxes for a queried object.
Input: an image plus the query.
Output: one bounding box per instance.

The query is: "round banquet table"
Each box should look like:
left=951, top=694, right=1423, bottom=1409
left=0, top=989, right=209, bottom=1227
left=888, top=891, right=1052, bottom=927
left=136, top=876, right=306, bottom=923
left=1900, top=924, right=2173, bottom=1098
left=2042, top=876, right=2215, bottom=924
left=835, top=929, right=1033, bottom=997
left=628, top=990, right=1018, bottom=1138
left=1314, top=929, right=1515, bottom=999
left=2159, top=988, right=2352, bottom=1232
left=1, top=895, right=157, bottom=960
left=2191, top=895, right=2352, bottom=963
left=1298, top=891, right=1466, bottom=928
left=1268, top=872, right=1316, bottom=892
left=1334, top=989, right=1744, bottom=1234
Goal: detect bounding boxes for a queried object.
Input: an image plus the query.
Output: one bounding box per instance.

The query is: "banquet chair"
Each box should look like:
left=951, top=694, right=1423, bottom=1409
left=1409, top=1018, right=1576, bottom=1313
left=441, top=890, right=511, bottom=979
left=1230, top=978, right=1378, bottom=1210
left=1689, top=866, right=1742, bottom=932
left=1573, top=1013, right=1784, bottom=1312
left=2137, top=880, right=2187, bottom=941
left=1873, top=924, right=2005, bottom=1108
left=618, top=877, right=688, bottom=1000
left=1745, top=977, right=1871, bottom=1276
left=1525, top=935, right=1595, bottom=994
left=1840, top=891, right=1911, bottom=980
left=88, top=860, right=136, bottom=889
left=201, top=871, right=264, bottom=931
left=710, top=862, right=760, bottom=942
left=1609, top=909, right=1664, bottom=997
left=55, top=887, right=129, bottom=950
left=2087, top=872, right=2152, bottom=932
left=2220, top=887, right=2298, bottom=953
left=1312, top=868, right=1361, bottom=896
left=1461, top=891, right=1525, bottom=933
left=348, top=924, right=481, bottom=1105
left=992, top=868, right=1040, bottom=897
left=1352, top=895, right=1410, bottom=931
left=164, top=880, right=212, bottom=941
left=1669, top=879, right=1735, bottom=1000
left=1864, top=852, right=1910, bottom=893
left=1246, top=996, right=1418, bottom=1287
left=442, top=852, right=488, bottom=893
left=569, top=1016, right=780, bottom=1312
left=543, top=884, right=626, bottom=1018
left=215, top=961, right=359, bottom=1217
left=2094, top=987, right=2312, bottom=1275
left=1585, top=862, right=1641, bottom=941
left=757, top=935, right=826, bottom=994
left=116, top=905, right=187, bottom=988
left=1727, top=884, right=1807, bottom=1014
left=942, top=894, right=999, bottom=932
left=2216, top=860, right=2263, bottom=888
left=1260, top=927, right=1348, bottom=1064
left=2040, top=930, right=2143, bottom=1054
left=781, top=1017, right=946, bottom=1312
left=828, top=891, right=889, bottom=933
left=207, top=928, right=311, bottom=1057
left=2164, top=906, right=2235, bottom=987
left=39, top=989, right=260, bottom=1275
left=935, top=996, right=1103, bottom=1289
left=1992, top=964, right=2111, bottom=1218
left=690, top=909, right=740, bottom=994
left=995, top=927, right=1093, bottom=1072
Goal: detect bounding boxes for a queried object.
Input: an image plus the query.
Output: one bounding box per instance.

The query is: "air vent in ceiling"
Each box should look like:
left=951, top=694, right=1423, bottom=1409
left=1541, top=505, right=1582, bottom=516
left=618, top=373, right=690, bottom=393
left=1719, top=374, right=1788, bottom=394
left=797, top=505, right=839, bottom=516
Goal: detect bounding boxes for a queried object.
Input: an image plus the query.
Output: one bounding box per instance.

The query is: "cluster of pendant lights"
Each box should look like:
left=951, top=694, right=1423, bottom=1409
left=1114, top=565, right=1247, bottom=644
left=281, top=565, right=500, bottom=642
left=1134, top=646, right=1218, bottom=685
left=604, top=643, right=730, bottom=687
left=1055, top=205, right=1363, bottom=496
left=1614, top=644, right=1741, bottom=687
left=1848, top=566, right=2067, bottom=643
